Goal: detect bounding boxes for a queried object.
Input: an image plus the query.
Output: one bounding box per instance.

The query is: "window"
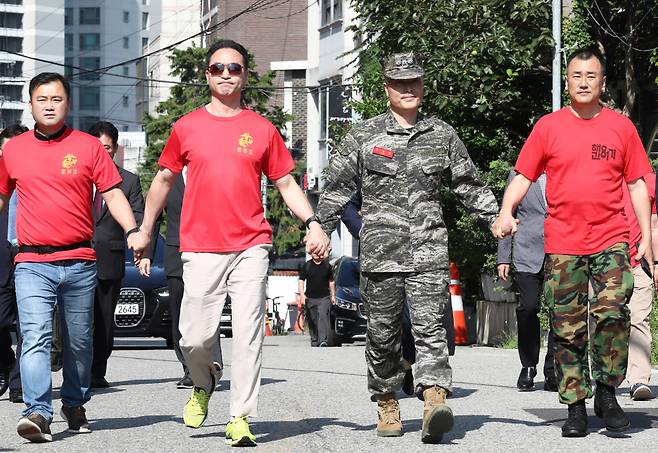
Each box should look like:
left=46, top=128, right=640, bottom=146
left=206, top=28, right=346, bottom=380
left=320, top=0, right=342, bottom=26
left=122, top=95, right=129, bottom=108
left=80, top=57, right=100, bottom=81
left=64, top=57, right=73, bottom=77
left=123, top=66, right=129, bottom=76
left=123, top=37, right=129, bottom=49
left=142, top=37, right=148, bottom=49
left=79, top=7, right=100, bottom=25
left=123, top=11, right=129, bottom=23
left=65, top=33, right=73, bottom=51
left=142, top=12, right=148, bottom=29
left=79, top=87, right=100, bottom=110
left=65, top=7, right=73, bottom=25
left=79, top=33, right=100, bottom=50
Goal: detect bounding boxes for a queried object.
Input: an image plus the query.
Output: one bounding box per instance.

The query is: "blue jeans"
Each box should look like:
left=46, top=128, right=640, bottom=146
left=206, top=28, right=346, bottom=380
left=15, top=260, right=96, bottom=421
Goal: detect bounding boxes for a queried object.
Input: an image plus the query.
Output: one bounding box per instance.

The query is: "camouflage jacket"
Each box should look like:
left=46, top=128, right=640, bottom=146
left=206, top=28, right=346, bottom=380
left=316, top=110, right=499, bottom=273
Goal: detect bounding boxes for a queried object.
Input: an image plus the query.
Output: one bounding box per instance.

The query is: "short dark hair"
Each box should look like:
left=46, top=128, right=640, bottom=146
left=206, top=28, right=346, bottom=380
left=205, top=39, right=250, bottom=70
left=0, top=123, right=28, bottom=141
left=28, top=72, right=71, bottom=100
left=566, top=47, right=606, bottom=76
left=88, top=121, right=119, bottom=147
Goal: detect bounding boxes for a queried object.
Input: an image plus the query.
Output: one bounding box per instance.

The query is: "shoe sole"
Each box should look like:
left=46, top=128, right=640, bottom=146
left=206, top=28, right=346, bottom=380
left=561, top=429, right=587, bottom=438
left=177, top=383, right=194, bottom=389
left=518, top=387, right=535, bottom=392
left=422, top=405, right=454, bottom=444
left=631, top=386, right=652, bottom=401
left=17, top=418, right=52, bottom=443
left=377, top=428, right=403, bottom=437
left=59, top=408, right=91, bottom=434
left=225, top=435, right=257, bottom=447
left=594, top=407, right=630, bottom=432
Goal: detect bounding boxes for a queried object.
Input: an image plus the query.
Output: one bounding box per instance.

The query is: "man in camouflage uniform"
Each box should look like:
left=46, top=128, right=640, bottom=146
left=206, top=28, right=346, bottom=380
left=493, top=48, right=654, bottom=437
left=315, top=52, right=498, bottom=444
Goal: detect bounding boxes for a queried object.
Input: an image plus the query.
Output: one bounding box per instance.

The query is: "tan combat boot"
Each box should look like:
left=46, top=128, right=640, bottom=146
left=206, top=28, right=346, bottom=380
left=375, top=393, right=403, bottom=437
left=421, top=386, right=453, bottom=443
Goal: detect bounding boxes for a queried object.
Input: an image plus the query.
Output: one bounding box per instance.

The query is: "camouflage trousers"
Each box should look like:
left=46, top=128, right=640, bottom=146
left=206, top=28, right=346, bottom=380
left=544, top=242, right=632, bottom=405
left=361, top=270, right=451, bottom=397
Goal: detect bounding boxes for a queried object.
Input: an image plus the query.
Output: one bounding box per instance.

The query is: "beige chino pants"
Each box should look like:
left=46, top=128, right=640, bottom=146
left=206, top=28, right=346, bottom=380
left=626, top=264, right=653, bottom=385
left=179, top=244, right=270, bottom=417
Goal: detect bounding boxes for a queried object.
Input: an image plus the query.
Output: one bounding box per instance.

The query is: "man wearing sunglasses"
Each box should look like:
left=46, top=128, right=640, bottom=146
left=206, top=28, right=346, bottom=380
left=315, top=52, right=498, bottom=444
left=132, top=39, right=329, bottom=447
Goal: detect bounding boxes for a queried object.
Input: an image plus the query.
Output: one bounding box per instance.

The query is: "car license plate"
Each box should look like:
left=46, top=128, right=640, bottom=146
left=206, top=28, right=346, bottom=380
left=115, top=304, right=139, bottom=315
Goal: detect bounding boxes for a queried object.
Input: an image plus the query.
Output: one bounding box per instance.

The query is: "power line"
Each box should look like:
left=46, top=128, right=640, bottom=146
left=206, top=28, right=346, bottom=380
left=587, top=0, right=658, bottom=53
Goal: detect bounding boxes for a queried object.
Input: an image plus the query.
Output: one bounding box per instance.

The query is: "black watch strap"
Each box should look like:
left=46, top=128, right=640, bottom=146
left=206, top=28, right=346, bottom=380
left=126, top=227, right=140, bottom=238
left=304, top=215, right=319, bottom=228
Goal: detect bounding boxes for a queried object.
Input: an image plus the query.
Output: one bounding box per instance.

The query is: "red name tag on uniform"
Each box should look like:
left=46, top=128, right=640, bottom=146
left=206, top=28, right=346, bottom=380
left=372, top=146, right=394, bottom=159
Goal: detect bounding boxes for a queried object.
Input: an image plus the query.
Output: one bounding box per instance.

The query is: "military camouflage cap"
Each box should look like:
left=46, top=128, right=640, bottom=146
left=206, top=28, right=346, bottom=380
left=383, top=52, right=424, bottom=80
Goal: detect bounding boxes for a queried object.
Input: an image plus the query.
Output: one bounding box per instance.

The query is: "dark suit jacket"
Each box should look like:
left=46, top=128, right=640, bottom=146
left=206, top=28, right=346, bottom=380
left=497, top=170, right=546, bottom=274
left=0, top=209, right=10, bottom=287
left=340, top=191, right=363, bottom=240
left=93, top=166, right=144, bottom=281
left=164, top=173, right=184, bottom=278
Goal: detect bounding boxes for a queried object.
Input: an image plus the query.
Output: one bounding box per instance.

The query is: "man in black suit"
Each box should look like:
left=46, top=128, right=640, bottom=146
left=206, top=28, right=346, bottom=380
left=88, top=121, right=145, bottom=388
left=0, top=124, right=28, bottom=403
left=156, top=170, right=222, bottom=388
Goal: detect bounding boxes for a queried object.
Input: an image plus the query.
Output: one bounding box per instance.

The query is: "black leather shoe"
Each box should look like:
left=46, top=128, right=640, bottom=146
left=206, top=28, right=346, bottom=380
left=402, top=369, right=414, bottom=396
left=90, top=377, right=110, bottom=389
left=561, top=400, right=588, bottom=437
left=544, top=374, right=558, bottom=392
left=517, top=367, right=536, bottom=391
left=0, top=366, right=9, bottom=398
left=594, top=382, right=630, bottom=432
left=9, top=388, right=23, bottom=403
left=176, top=374, right=193, bottom=389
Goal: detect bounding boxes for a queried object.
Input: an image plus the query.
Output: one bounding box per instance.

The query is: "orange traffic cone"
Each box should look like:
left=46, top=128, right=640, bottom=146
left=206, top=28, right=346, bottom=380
left=449, top=262, right=468, bottom=345
left=265, top=317, right=273, bottom=336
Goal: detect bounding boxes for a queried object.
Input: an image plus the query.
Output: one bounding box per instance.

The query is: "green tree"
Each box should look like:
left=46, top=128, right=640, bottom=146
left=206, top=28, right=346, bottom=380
left=349, top=0, right=553, bottom=299
left=139, top=45, right=301, bottom=254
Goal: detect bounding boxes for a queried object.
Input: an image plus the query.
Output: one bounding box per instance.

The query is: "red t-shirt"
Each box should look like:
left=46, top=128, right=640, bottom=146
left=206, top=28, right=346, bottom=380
left=515, top=107, right=652, bottom=255
left=622, top=172, right=656, bottom=268
left=158, top=107, right=295, bottom=253
left=0, top=128, right=122, bottom=263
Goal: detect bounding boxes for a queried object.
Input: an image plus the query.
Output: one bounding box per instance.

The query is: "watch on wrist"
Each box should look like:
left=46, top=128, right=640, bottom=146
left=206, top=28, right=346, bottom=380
left=126, top=227, right=140, bottom=238
left=304, top=215, right=319, bottom=228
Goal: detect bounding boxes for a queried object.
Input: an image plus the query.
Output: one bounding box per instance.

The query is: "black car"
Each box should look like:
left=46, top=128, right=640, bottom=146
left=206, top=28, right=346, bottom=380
left=115, top=235, right=232, bottom=346
left=331, top=256, right=367, bottom=343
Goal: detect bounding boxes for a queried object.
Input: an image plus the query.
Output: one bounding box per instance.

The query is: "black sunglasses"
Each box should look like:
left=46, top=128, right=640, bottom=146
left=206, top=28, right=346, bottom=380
left=207, top=62, right=244, bottom=76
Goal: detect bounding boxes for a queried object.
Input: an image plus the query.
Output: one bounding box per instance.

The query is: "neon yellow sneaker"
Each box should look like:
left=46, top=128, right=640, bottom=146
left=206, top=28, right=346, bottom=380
left=183, top=386, right=212, bottom=428
left=225, top=416, right=257, bottom=447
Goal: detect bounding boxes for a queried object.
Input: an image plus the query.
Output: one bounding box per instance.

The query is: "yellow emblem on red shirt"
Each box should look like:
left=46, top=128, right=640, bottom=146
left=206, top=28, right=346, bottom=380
left=237, top=132, right=254, bottom=155
left=61, top=153, right=78, bottom=175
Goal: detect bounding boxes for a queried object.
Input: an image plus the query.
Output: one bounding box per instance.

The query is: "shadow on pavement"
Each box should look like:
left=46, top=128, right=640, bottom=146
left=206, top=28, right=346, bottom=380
left=189, top=418, right=371, bottom=442
left=261, top=365, right=366, bottom=378
left=53, top=415, right=180, bottom=439
left=525, top=407, right=658, bottom=436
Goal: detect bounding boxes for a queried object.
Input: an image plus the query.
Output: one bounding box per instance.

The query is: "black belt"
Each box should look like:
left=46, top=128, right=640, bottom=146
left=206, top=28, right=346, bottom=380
left=18, top=241, right=92, bottom=255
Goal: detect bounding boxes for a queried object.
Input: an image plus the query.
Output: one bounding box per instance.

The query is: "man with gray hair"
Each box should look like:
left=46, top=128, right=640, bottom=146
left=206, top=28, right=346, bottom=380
left=316, top=52, right=498, bottom=443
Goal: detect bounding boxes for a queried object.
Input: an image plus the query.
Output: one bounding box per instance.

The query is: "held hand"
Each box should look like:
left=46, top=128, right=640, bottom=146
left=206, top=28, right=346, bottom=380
left=491, top=213, right=520, bottom=239
left=304, top=223, right=331, bottom=260
left=128, top=229, right=150, bottom=264
left=331, top=295, right=336, bottom=305
left=138, top=258, right=152, bottom=277
left=497, top=264, right=510, bottom=281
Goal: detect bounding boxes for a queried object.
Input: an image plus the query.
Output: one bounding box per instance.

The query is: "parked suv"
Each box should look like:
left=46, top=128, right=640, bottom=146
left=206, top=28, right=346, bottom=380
left=116, top=235, right=232, bottom=345
left=331, top=256, right=367, bottom=343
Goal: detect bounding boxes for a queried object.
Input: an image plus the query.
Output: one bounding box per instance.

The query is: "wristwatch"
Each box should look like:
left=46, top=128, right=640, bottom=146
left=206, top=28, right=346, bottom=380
left=304, top=215, right=319, bottom=228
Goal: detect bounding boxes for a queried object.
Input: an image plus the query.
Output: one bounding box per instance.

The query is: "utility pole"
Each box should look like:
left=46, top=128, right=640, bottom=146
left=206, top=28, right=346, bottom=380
left=552, top=0, right=562, bottom=112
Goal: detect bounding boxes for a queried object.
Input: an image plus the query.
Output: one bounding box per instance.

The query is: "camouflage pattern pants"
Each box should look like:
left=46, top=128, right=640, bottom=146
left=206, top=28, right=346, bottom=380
left=544, top=242, right=632, bottom=404
left=361, top=270, right=451, bottom=397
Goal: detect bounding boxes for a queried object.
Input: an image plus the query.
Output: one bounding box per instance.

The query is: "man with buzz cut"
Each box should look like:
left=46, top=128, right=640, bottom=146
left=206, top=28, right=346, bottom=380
left=492, top=47, right=654, bottom=437
left=315, top=52, right=499, bottom=444
left=131, top=39, right=330, bottom=447
left=0, top=72, right=140, bottom=443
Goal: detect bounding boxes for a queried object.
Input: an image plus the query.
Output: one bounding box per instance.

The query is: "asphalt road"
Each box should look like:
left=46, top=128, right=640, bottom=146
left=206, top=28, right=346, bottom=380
left=1, top=335, right=657, bottom=452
